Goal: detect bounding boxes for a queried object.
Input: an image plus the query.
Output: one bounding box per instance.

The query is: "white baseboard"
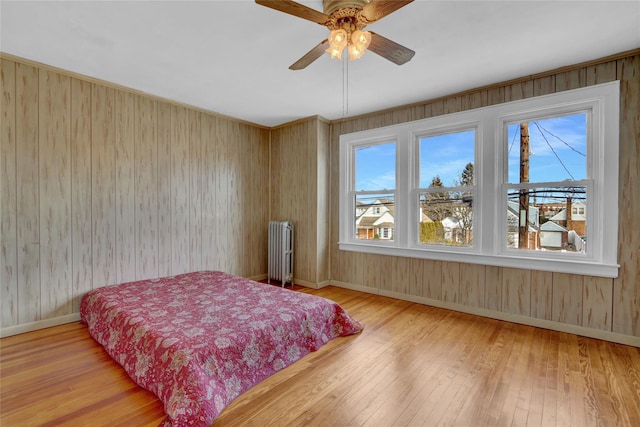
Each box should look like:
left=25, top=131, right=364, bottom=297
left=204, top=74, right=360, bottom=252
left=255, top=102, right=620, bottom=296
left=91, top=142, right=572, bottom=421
left=5, top=281, right=637, bottom=348
left=290, top=278, right=331, bottom=289
left=330, top=280, right=640, bottom=348
left=1, top=313, right=81, bottom=338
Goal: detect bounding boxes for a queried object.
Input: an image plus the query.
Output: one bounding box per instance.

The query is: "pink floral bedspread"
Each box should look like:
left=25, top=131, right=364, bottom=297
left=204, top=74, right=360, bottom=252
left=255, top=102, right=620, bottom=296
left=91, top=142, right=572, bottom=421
left=80, top=270, right=362, bottom=426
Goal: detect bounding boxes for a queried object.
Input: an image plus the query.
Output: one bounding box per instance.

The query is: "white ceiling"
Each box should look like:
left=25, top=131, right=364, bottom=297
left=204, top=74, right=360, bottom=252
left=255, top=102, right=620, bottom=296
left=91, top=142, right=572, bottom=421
left=2, top=1, right=639, bottom=127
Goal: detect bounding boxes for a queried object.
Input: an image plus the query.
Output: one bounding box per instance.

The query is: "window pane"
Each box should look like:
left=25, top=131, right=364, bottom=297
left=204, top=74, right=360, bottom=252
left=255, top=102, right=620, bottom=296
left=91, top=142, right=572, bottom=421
left=355, top=142, right=395, bottom=191
left=507, top=113, right=587, bottom=184
left=419, top=191, right=473, bottom=247
left=355, top=194, right=395, bottom=241
left=420, top=130, right=475, bottom=188
left=506, top=186, right=587, bottom=253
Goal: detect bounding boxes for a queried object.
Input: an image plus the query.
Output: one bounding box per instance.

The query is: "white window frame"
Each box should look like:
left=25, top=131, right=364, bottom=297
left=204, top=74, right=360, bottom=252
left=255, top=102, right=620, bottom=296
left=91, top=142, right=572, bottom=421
left=338, top=81, right=620, bottom=278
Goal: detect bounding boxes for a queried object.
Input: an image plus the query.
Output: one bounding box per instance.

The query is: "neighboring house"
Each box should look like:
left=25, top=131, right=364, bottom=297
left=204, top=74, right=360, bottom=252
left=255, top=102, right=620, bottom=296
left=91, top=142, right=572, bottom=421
left=549, top=201, right=586, bottom=237
left=506, top=201, right=540, bottom=249
left=539, top=220, right=568, bottom=248
left=355, top=199, right=395, bottom=240
left=441, top=216, right=465, bottom=243
left=356, top=199, right=586, bottom=250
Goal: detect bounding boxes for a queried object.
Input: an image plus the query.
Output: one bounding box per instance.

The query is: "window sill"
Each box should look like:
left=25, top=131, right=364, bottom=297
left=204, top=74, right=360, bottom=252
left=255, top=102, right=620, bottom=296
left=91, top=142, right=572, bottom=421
left=338, top=242, right=619, bottom=278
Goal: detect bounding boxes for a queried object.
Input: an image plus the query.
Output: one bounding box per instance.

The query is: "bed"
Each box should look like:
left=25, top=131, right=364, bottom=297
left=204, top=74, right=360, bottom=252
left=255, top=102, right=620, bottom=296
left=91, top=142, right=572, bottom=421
left=80, top=270, right=363, bottom=426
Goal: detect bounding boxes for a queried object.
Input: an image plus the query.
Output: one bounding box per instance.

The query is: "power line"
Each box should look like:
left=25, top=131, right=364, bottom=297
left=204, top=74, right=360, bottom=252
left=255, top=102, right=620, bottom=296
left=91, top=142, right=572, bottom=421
left=532, top=121, right=575, bottom=180
left=535, top=122, right=586, bottom=156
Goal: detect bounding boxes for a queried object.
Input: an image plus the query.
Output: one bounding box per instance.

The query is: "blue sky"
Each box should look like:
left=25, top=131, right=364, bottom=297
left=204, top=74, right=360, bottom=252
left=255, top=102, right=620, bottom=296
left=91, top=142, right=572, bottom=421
left=507, top=113, right=587, bottom=183
left=355, top=113, right=587, bottom=191
left=355, top=143, right=396, bottom=191
left=420, top=130, right=475, bottom=187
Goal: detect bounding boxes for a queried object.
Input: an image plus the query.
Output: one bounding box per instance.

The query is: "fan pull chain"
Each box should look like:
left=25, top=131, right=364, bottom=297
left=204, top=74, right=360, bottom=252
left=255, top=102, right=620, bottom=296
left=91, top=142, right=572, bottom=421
left=342, top=53, right=349, bottom=116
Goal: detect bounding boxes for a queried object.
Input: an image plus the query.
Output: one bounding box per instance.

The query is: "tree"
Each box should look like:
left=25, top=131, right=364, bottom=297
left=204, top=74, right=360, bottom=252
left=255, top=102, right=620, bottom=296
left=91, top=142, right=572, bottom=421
left=460, top=162, right=474, bottom=186
left=452, top=162, right=474, bottom=244
left=422, top=175, right=453, bottom=222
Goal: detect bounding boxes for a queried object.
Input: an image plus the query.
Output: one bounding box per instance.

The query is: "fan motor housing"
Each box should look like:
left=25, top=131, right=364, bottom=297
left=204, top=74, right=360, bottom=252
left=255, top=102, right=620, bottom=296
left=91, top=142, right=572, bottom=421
left=323, top=0, right=371, bottom=15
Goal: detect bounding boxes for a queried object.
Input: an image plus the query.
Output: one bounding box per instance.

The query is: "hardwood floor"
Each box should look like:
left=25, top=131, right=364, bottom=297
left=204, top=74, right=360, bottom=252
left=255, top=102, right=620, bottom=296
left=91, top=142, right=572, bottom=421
left=1, top=285, right=639, bottom=426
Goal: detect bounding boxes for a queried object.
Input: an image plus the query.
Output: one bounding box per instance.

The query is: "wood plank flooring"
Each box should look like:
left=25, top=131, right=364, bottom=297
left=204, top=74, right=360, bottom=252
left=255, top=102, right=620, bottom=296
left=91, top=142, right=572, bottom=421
left=1, top=285, right=639, bottom=426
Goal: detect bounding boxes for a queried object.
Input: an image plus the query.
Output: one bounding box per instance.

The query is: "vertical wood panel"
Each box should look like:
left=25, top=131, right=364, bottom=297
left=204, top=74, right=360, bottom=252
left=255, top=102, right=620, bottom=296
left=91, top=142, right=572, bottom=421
left=552, top=273, right=583, bottom=326
left=430, top=99, right=444, bottom=118
left=444, top=96, right=462, bottom=114
left=91, top=84, right=116, bottom=288
left=214, top=117, right=229, bottom=273
left=156, top=102, right=172, bottom=277
left=226, top=121, right=241, bottom=275
left=362, top=254, right=382, bottom=290
left=530, top=270, right=553, bottom=321
left=39, top=69, right=71, bottom=318
left=459, top=264, right=485, bottom=308
left=317, top=121, right=330, bottom=283
left=189, top=110, right=202, bottom=271
left=254, top=128, right=270, bottom=276
left=114, top=91, right=135, bottom=283
left=69, top=78, right=92, bottom=312
left=484, top=266, right=502, bottom=311
left=586, top=61, right=617, bottom=85
left=406, top=258, right=423, bottom=298
left=15, top=63, right=40, bottom=323
left=170, top=105, right=190, bottom=275
left=487, top=86, right=506, bottom=106
left=583, top=276, right=612, bottom=331
left=532, top=76, right=555, bottom=96
left=200, top=113, right=216, bottom=269
left=1, top=59, right=18, bottom=326
left=236, top=123, right=250, bottom=276
left=134, top=95, right=158, bottom=279
left=422, top=259, right=442, bottom=300
left=555, top=68, right=585, bottom=92
left=461, top=90, right=488, bottom=111
left=505, top=81, right=533, bottom=102
left=613, top=55, right=640, bottom=336
left=341, top=252, right=364, bottom=288
left=392, top=257, right=410, bottom=294
left=441, top=261, right=460, bottom=304
left=501, top=267, right=530, bottom=316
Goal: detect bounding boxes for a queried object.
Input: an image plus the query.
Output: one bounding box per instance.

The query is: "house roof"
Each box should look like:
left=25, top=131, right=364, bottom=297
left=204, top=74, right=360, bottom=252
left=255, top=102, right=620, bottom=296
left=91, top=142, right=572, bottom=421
left=540, top=221, right=568, bottom=232
left=357, top=217, right=378, bottom=227
left=2, top=2, right=638, bottom=127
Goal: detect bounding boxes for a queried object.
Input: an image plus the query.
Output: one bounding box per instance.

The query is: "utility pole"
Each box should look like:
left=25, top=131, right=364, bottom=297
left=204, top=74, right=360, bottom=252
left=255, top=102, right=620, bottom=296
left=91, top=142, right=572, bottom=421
left=519, top=123, right=530, bottom=249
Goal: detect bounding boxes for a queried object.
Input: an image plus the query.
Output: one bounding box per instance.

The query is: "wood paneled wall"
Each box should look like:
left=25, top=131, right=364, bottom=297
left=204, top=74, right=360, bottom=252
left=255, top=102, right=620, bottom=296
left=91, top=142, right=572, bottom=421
left=1, top=57, right=270, bottom=333
left=327, top=52, right=639, bottom=342
left=270, top=118, right=331, bottom=287
left=1, top=51, right=637, bottom=343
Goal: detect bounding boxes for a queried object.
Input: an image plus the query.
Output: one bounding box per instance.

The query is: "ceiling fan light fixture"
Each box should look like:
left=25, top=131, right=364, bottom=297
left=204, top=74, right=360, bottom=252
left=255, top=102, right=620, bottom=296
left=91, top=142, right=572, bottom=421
left=326, top=28, right=348, bottom=59
left=348, top=43, right=365, bottom=60
left=352, top=29, right=371, bottom=50
left=347, top=29, right=371, bottom=60
left=326, top=45, right=344, bottom=60
left=255, top=0, right=415, bottom=69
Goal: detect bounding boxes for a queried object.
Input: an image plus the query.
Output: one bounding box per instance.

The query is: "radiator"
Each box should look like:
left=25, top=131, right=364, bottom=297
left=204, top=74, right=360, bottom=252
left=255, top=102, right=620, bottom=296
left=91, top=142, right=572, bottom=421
left=268, top=221, right=294, bottom=287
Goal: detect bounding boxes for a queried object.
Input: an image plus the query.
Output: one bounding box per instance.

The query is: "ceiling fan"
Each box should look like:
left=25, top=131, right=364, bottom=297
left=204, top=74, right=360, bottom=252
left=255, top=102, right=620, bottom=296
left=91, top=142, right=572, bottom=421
left=255, top=0, right=415, bottom=70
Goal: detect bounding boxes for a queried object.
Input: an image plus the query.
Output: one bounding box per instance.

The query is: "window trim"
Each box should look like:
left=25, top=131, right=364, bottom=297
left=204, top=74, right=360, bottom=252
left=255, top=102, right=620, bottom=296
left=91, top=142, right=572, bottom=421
left=338, top=81, right=620, bottom=278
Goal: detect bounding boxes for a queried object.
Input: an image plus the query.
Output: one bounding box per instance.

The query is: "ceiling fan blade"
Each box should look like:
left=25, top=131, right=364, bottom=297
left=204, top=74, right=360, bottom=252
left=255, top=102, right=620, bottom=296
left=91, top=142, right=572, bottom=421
left=361, top=0, right=414, bottom=23
left=255, top=0, right=331, bottom=25
left=367, top=32, right=415, bottom=65
left=289, top=39, right=330, bottom=70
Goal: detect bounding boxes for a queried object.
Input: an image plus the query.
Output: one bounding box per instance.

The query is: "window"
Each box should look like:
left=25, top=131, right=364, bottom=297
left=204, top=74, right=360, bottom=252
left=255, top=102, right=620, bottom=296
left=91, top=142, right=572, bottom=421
left=353, top=142, right=396, bottom=242
left=419, top=129, right=475, bottom=247
left=504, top=113, right=588, bottom=253
left=339, top=82, right=620, bottom=278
